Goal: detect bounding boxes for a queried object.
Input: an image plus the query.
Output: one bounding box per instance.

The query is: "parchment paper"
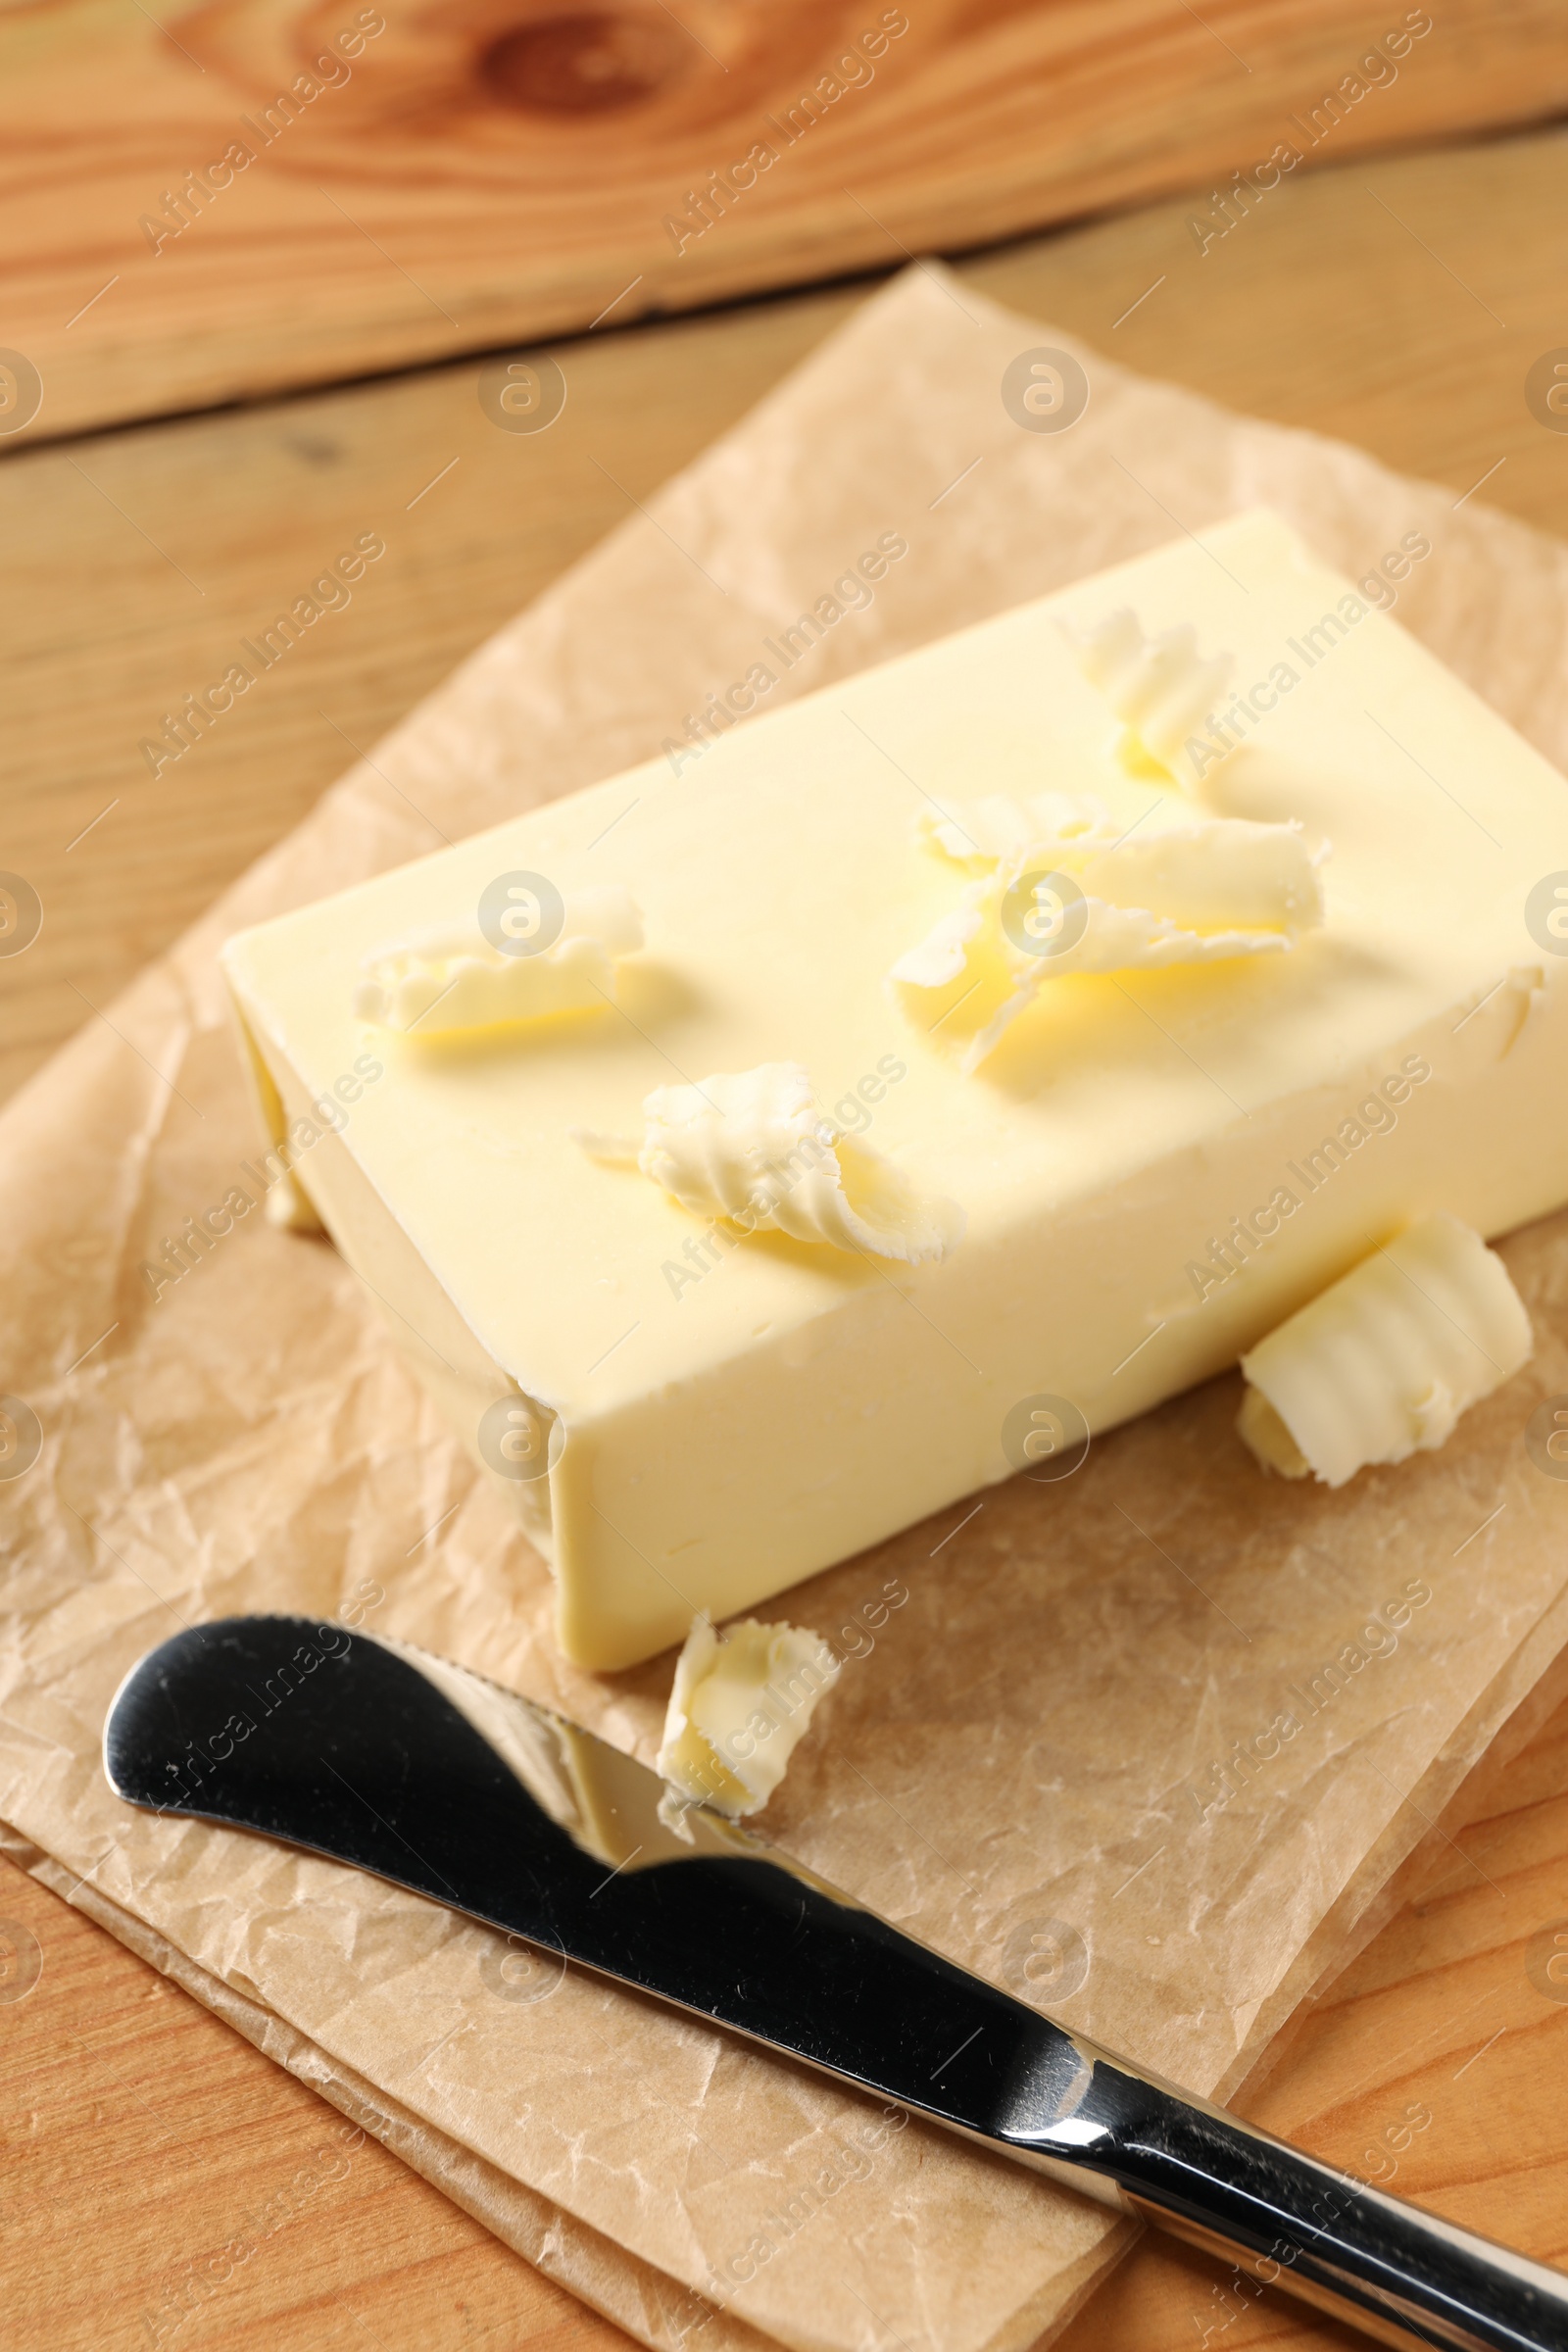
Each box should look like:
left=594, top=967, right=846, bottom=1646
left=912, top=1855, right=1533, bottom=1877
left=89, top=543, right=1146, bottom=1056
left=6, top=266, right=1568, bottom=2352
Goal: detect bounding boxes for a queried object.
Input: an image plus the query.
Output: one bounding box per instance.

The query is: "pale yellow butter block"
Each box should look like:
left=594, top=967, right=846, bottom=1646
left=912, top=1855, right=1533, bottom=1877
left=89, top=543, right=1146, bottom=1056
left=220, top=512, right=1568, bottom=1668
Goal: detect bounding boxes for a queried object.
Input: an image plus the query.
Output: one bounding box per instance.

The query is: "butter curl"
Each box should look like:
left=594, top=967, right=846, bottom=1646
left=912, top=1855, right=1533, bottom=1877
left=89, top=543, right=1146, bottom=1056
left=354, top=886, right=643, bottom=1036
left=577, top=1061, right=963, bottom=1265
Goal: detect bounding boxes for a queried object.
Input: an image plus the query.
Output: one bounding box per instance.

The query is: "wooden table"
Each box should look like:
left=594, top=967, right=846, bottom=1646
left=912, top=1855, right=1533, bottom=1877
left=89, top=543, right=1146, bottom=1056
left=7, top=114, right=1568, bottom=2352
left=5, top=0, right=1566, bottom=439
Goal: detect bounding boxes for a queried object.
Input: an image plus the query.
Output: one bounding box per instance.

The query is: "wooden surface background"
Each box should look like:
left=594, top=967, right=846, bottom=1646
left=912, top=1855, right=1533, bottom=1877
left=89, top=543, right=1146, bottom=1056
left=5, top=39, right=1568, bottom=2352
left=4, top=0, right=1568, bottom=436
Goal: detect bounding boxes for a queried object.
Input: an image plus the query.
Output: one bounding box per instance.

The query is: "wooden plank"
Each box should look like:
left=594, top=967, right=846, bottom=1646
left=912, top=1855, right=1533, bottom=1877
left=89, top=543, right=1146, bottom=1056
left=3, top=0, right=1568, bottom=438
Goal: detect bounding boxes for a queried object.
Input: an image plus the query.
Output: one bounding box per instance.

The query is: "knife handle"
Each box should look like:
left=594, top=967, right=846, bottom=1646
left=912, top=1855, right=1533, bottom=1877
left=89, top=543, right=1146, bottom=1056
left=1005, top=2049, right=1568, bottom=2352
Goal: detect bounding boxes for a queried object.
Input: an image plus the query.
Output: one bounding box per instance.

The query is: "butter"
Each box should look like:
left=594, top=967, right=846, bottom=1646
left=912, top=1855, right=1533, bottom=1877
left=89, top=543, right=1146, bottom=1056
left=220, top=511, right=1568, bottom=1669
left=658, top=1613, right=840, bottom=1816
left=891, top=816, right=1322, bottom=1072
left=1072, top=608, right=1233, bottom=787
left=917, top=791, right=1115, bottom=868
left=578, top=1061, right=964, bottom=1264
left=1068, top=818, right=1325, bottom=936
left=1238, top=1213, right=1532, bottom=1486
left=353, top=885, right=642, bottom=1036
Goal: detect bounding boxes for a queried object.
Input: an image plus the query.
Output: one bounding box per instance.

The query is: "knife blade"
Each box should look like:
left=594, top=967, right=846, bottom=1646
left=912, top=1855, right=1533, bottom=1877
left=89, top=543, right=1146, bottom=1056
left=103, top=1615, right=1568, bottom=2352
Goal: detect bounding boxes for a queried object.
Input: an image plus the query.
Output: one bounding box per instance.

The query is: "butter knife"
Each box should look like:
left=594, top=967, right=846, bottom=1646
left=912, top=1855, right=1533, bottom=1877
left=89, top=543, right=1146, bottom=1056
left=103, top=1616, right=1568, bottom=2352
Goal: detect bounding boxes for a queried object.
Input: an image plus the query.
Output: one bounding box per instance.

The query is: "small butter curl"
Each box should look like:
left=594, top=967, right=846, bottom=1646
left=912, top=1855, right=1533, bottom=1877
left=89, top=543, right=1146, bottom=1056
left=658, top=1613, right=841, bottom=1818
left=354, top=887, right=643, bottom=1036
left=1070, top=607, right=1233, bottom=787
left=576, top=1061, right=963, bottom=1265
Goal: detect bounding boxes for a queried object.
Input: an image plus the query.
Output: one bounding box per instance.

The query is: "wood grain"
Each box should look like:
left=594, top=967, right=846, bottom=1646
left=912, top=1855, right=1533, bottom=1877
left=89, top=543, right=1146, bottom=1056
left=4, top=0, right=1568, bottom=438
left=8, top=116, right=1568, bottom=2352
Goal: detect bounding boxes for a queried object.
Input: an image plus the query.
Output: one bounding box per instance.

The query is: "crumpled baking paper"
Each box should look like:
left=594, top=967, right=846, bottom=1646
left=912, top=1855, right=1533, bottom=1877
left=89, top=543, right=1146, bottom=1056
left=4, top=266, right=1568, bottom=2352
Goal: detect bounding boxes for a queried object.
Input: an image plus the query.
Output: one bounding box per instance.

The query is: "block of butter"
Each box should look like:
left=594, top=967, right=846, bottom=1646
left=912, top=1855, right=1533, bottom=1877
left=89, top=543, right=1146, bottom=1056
left=220, top=512, right=1568, bottom=1668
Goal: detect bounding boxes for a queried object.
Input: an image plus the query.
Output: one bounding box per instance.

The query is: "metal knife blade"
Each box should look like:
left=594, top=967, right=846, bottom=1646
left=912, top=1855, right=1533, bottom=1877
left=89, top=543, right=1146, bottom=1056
left=104, top=1616, right=1568, bottom=2352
